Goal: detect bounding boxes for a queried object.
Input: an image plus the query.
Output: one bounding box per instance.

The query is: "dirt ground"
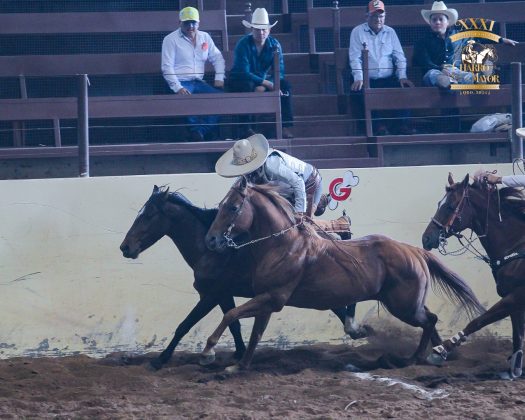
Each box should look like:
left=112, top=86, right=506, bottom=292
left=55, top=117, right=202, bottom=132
left=1, top=326, right=524, bottom=419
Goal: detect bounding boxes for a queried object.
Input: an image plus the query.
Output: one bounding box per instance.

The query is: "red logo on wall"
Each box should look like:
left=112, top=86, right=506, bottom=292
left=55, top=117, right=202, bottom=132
left=326, top=170, right=359, bottom=210
left=329, top=178, right=352, bottom=201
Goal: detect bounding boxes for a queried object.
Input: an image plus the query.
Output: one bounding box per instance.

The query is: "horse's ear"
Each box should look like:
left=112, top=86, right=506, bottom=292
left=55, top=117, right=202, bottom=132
left=448, top=173, right=454, bottom=185
left=462, top=174, right=470, bottom=187
left=153, top=185, right=159, bottom=193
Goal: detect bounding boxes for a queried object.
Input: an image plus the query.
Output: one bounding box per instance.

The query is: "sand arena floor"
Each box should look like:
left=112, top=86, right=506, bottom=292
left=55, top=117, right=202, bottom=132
left=0, top=326, right=524, bottom=419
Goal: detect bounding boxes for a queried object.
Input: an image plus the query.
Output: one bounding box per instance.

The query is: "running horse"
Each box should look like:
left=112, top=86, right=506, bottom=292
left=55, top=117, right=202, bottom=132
left=119, top=185, right=365, bottom=370
left=204, top=178, right=484, bottom=373
left=422, top=173, right=525, bottom=379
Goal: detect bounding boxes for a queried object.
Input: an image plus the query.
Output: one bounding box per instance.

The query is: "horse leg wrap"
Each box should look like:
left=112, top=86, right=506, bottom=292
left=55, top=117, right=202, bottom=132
left=449, top=331, right=466, bottom=345
left=432, top=344, right=448, bottom=360
left=509, top=350, right=523, bottom=379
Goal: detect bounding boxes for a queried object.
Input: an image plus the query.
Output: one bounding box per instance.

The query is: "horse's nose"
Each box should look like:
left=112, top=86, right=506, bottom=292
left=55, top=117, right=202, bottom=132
left=120, top=243, right=129, bottom=255
left=422, top=234, right=434, bottom=251
left=205, top=233, right=218, bottom=251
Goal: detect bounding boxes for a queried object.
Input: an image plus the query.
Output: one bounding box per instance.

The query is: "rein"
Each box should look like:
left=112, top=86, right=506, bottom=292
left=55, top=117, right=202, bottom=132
left=222, top=186, right=304, bottom=250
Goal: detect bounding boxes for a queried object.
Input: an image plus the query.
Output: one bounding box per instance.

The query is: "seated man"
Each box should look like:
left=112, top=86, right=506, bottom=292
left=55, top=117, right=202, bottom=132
left=349, top=0, right=415, bottom=135
left=228, top=8, right=294, bottom=139
left=215, top=134, right=322, bottom=217
left=161, top=7, right=225, bottom=141
left=414, top=1, right=474, bottom=89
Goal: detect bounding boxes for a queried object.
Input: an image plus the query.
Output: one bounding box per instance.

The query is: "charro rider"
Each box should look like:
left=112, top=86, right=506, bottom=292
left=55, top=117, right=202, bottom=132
left=485, top=129, right=525, bottom=186
left=215, top=134, right=324, bottom=217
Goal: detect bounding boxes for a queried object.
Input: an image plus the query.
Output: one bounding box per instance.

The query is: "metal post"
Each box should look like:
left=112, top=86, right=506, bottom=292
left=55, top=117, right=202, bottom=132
left=511, top=62, right=523, bottom=160
left=362, top=43, right=369, bottom=89
left=77, top=74, right=89, bottom=177
left=282, top=0, right=289, bottom=14
left=332, top=1, right=340, bottom=50
left=244, top=3, right=252, bottom=35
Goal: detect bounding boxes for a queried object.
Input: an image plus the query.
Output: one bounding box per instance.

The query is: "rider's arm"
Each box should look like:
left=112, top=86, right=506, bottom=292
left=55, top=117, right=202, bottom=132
left=501, top=175, right=525, bottom=187
left=265, top=155, right=307, bottom=213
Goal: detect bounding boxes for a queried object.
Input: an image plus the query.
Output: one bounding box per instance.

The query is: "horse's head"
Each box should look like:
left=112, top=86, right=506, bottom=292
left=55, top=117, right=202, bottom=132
left=205, top=177, right=254, bottom=252
left=120, top=185, right=173, bottom=259
left=422, top=173, right=477, bottom=250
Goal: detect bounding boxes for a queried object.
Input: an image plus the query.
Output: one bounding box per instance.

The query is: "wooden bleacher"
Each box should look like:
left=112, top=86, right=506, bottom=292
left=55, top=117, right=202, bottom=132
left=0, top=10, right=289, bottom=161
left=0, top=1, right=524, bottom=178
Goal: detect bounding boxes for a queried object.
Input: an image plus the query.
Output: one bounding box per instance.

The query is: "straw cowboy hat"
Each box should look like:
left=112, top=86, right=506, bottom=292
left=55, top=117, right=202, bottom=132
left=421, top=1, right=458, bottom=26
left=242, top=8, right=278, bottom=30
left=216, top=134, right=270, bottom=177
left=517, top=128, right=525, bottom=139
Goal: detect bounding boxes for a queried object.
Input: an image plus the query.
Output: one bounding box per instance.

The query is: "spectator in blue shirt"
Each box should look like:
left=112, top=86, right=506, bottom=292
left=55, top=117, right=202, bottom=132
left=228, top=8, right=294, bottom=139
left=349, top=0, right=415, bottom=135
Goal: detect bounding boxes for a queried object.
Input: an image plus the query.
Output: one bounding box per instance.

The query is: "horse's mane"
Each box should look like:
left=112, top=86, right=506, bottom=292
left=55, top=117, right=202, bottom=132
left=151, top=187, right=218, bottom=228
left=249, top=182, right=320, bottom=237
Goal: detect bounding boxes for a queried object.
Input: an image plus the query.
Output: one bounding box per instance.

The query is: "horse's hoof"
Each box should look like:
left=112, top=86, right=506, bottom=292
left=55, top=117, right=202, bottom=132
left=149, top=358, right=165, bottom=371
left=345, top=322, right=373, bottom=340
left=224, top=364, right=242, bottom=374
left=199, top=350, right=216, bottom=366
left=426, top=353, right=445, bottom=367
left=498, top=370, right=516, bottom=380
left=233, top=350, right=245, bottom=360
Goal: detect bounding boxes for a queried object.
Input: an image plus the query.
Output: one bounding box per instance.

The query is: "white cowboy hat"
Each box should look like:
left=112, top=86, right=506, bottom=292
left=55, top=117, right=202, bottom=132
left=242, top=8, right=278, bottom=30
left=216, top=134, right=270, bottom=178
left=517, top=128, right=525, bottom=139
left=421, top=1, right=458, bottom=27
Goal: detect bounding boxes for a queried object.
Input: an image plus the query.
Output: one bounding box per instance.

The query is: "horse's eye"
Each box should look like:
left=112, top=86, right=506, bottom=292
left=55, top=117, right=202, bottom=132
left=230, top=205, right=239, bottom=213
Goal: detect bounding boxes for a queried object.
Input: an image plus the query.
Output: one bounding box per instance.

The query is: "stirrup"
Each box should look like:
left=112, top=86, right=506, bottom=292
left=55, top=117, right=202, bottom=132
left=508, top=350, right=523, bottom=379
left=432, top=344, right=448, bottom=360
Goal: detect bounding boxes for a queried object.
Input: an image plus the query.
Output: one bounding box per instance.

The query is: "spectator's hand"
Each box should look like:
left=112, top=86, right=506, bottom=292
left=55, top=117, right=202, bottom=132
left=399, top=78, right=414, bottom=88
left=177, top=88, right=191, bottom=95
left=351, top=80, right=363, bottom=91
left=502, top=37, right=519, bottom=46
left=262, top=80, right=274, bottom=91
left=255, top=85, right=266, bottom=92
left=214, top=80, right=224, bottom=89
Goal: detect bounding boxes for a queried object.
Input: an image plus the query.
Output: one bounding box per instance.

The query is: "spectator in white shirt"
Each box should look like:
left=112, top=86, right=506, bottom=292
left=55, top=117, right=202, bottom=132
left=161, top=7, right=225, bottom=141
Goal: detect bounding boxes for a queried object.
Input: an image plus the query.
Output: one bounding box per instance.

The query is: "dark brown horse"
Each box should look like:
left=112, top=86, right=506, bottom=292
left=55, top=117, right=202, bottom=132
left=422, top=173, right=525, bottom=379
left=204, top=178, right=484, bottom=373
left=119, top=186, right=364, bottom=370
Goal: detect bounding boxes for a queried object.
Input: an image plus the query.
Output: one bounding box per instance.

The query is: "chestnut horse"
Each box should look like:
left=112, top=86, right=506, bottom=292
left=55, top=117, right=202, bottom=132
left=422, top=173, right=525, bottom=379
left=119, top=186, right=364, bottom=370
left=204, top=179, right=484, bottom=373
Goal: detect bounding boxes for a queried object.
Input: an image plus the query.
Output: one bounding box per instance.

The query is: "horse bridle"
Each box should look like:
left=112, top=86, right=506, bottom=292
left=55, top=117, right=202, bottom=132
left=431, top=186, right=470, bottom=237
left=432, top=182, right=496, bottom=263
left=221, top=185, right=304, bottom=249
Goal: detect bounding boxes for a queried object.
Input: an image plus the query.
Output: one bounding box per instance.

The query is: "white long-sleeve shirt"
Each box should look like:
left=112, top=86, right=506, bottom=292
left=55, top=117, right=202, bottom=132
left=502, top=175, right=525, bottom=187
left=161, top=28, right=225, bottom=93
left=263, top=150, right=314, bottom=213
left=349, top=22, right=408, bottom=82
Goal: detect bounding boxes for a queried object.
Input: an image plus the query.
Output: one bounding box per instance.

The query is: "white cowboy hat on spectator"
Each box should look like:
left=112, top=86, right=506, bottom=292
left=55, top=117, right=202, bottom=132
left=517, top=128, right=525, bottom=139
left=242, top=8, right=278, bottom=30
left=421, top=1, right=458, bottom=27
left=216, top=134, right=270, bottom=177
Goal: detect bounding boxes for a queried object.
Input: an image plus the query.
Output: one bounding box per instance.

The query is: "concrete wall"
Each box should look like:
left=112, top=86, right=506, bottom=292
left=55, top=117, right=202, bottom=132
left=0, top=163, right=512, bottom=359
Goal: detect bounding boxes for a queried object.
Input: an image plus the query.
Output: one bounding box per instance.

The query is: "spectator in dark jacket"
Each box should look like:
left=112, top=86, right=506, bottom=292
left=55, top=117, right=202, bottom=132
left=228, top=8, right=294, bottom=139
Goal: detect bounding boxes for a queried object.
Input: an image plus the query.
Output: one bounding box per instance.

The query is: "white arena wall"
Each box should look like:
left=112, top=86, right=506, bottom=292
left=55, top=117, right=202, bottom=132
left=0, top=163, right=513, bottom=359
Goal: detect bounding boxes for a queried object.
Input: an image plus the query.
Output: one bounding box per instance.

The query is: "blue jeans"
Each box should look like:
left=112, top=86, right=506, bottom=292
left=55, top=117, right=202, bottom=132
left=180, top=80, right=221, bottom=137
left=423, top=68, right=474, bottom=86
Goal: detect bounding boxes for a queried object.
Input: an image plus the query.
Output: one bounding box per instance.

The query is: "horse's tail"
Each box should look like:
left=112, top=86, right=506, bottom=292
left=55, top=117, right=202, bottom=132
left=422, top=250, right=485, bottom=319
